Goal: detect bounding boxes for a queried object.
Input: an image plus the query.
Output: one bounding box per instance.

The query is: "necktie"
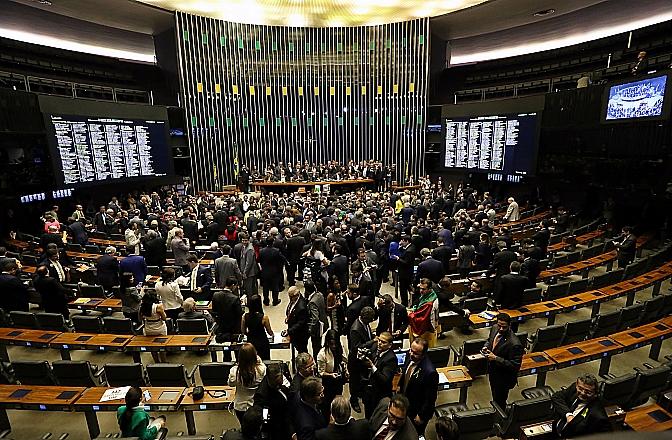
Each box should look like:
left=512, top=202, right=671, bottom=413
left=492, top=333, right=502, bottom=351
left=374, top=424, right=391, bottom=440
left=403, top=363, right=416, bottom=393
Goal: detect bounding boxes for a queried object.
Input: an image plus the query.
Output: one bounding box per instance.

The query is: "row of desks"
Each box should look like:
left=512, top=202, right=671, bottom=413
left=546, top=228, right=605, bottom=253
left=0, top=328, right=289, bottom=363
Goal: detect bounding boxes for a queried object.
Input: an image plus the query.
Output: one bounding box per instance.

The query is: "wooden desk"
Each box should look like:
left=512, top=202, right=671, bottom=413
left=499, top=211, right=550, bottom=229
left=4, top=238, right=32, bottom=251
left=88, top=237, right=126, bottom=247
left=0, top=328, right=60, bottom=348
left=436, top=366, right=472, bottom=404
left=609, top=321, right=672, bottom=361
left=180, top=386, right=236, bottom=434
left=97, top=298, right=123, bottom=312
left=625, top=403, right=672, bottom=431
left=545, top=337, right=623, bottom=376
left=520, top=353, right=556, bottom=387
left=555, top=290, right=610, bottom=318
left=253, top=178, right=374, bottom=192
left=469, top=301, right=562, bottom=328
left=49, top=332, right=132, bottom=359
left=69, top=298, right=105, bottom=311
left=73, top=386, right=185, bottom=438
left=0, top=385, right=85, bottom=434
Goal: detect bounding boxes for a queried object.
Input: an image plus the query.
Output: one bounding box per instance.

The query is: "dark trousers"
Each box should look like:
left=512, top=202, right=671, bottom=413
left=489, top=376, right=511, bottom=409
left=399, top=276, right=411, bottom=307
left=347, top=355, right=363, bottom=405
left=243, top=276, right=258, bottom=296
left=311, top=334, right=322, bottom=359
left=287, top=260, right=298, bottom=285
left=291, top=338, right=309, bottom=355
left=262, top=285, right=279, bottom=302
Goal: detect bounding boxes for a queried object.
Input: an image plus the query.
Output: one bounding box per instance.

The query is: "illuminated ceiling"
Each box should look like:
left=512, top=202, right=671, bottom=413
left=136, top=0, right=489, bottom=27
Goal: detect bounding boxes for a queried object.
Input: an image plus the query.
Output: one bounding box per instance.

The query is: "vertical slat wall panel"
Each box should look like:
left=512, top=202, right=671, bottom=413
left=175, top=12, right=428, bottom=190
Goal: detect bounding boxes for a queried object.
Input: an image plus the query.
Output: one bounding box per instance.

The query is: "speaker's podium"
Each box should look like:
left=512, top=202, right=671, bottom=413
left=519, top=421, right=554, bottom=440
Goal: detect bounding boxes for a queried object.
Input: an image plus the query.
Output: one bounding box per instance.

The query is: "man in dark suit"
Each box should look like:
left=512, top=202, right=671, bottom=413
left=486, top=241, right=518, bottom=294
left=369, top=395, right=418, bottom=440
left=211, top=277, right=243, bottom=361
left=532, top=220, right=552, bottom=258
left=415, top=248, right=444, bottom=284
left=253, top=362, right=293, bottom=440
left=431, top=236, right=453, bottom=275
left=67, top=217, right=88, bottom=245
left=554, top=207, right=570, bottom=234
left=347, top=306, right=375, bottom=413
left=393, top=236, right=417, bottom=307
left=375, top=294, right=409, bottom=339
left=284, top=286, right=310, bottom=354
left=214, top=244, right=242, bottom=287
left=614, top=226, right=637, bottom=268
left=240, top=232, right=260, bottom=296
left=328, top=244, right=349, bottom=290
left=351, top=261, right=374, bottom=304
left=142, top=230, right=167, bottom=268
left=95, top=246, right=120, bottom=292
left=551, top=374, right=611, bottom=438
left=397, top=337, right=439, bottom=436
left=0, top=259, right=29, bottom=312
left=259, top=238, right=288, bottom=306
left=33, top=265, right=72, bottom=319
left=360, top=331, right=399, bottom=418
left=344, top=284, right=367, bottom=334
left=44, top=248, right=70, bottom=283
left=119, top=245, right=148, bottom=286
left=291, top=376, right=327, bottom=440
left=495, top=261, right=528, bottom=309
left=482, top=313, right=524, bottom=408
left=315, top=396, right=370, bottom=440
left=286, top=228, right=307, bottom=286
left=185, top=254, right=213, bottom=301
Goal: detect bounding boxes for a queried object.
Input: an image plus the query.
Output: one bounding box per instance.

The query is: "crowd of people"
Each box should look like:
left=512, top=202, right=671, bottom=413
left=0, top=177, right=626, bottom=440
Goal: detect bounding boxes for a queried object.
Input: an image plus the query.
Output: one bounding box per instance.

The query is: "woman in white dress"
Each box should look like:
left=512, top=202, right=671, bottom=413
left=154, top=267, right=183, bottom=321
left=227, top=343, right=266, bottom=424
left=139, top=291, right=167, bottom=363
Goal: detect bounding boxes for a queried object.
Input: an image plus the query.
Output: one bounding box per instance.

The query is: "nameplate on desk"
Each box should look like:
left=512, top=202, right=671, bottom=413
left=531, top=355, right=547, bottom=363
left=522, top=422, right=553, bottom=437
left=113, top=337, right=128, bottom=343
left=598, top=340, right=616, bottom=347
left=200, top=404, right=207, bottom=410
left=41, top=333, right=57, bottom=339
left=7, top=331, right=22, bottom=337
left=628, top=331, right=645, bottom=339
left=568, top=347, right=584, bottom=355
left=654, top=324, right=668, bottom=331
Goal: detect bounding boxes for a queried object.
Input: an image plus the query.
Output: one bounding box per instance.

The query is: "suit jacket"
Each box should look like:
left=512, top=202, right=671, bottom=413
left=315, top=419, right=370, bottom=440
left=171, top=237, right=191, bottom=266
left=369, top=398, right=418, bottom=440
left=487, top=250, right=518, bottom=278
left=259, top=246, right=287, bottom=286
left=504, top=201, right=520, bottom=222
left=348, top=318, right=373, bottom=354
left=68, top=221, right=88, bottom=245
left=287, top=296, right=309, bottom=346
left=397, top=244, right=417, bottom=281
left=415, top=257, right=444, bottom=284
left=617, top=233, right=637, bottom=263
left=483, top=326, right=523, bottom=389
left=214, top=255, right=242, bottom=287
left=286, top=235, right=307, bottom=262
left=345, top=297, right=367, bottom=334
left=362, top=342, right=398, bottom=404
left=495, top=272, right=528, bottom=309
left=189, top=265, right=213, bottom=299
left=95, top=254, right=120, bottom=288
left=143, top=237, right=167, bottom=267
left=290, top=395, right=327, bottom=440
left=431, top=245, right=453, bottom=274
left=33, top=274, right=70, bottom=315
left=532, top=228, right=550, bottom=256
left=376, top=303, right=409, bottom=336
left=0, top=273, right=29, bottom=312
left=119, top=255, right=148, bottom=286
left=253, top=377, right=293, bottom=440
left=307, top=292, right=329, bottom=338
left=40, top=232, right=63, bottom=251
left=520, top=258, right=541, bottom=288
left=551, top=383, right=611, bottom=438
left=397, top=355, right=439, bottom=424
left=240, top=244, right=260, bottom=277
left=328, top=254, right=349, bottom=289
left=211, top=289, right=243, bottom=340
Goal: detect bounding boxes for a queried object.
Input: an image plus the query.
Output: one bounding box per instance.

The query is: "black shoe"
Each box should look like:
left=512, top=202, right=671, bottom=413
left=263, top=299, right=270, bottom=306
left=273, top=299, right=281, bottom=306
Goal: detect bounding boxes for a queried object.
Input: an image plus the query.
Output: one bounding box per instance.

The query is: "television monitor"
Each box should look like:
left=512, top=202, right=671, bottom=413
left=443, top=112, right=540, bottom=179
left=39, top=96, right=174, bottom=189
left=603, top=73, right=670, bottom=122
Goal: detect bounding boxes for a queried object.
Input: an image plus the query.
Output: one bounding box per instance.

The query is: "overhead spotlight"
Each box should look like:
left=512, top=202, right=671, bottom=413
left=31, top=0, right=52, bottom=4
left=533, top=9, right=555, bottom=17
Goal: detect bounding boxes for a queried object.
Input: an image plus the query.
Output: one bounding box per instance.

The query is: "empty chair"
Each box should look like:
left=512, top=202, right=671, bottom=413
left=521, top=288, right=542, bottom=305
left=462, top=297, right=488, bottom=313
left=661, top=293, right=672, bottom=318
left=78, top=284, right=107, bottom=298
left=639, top=295, right=664, bottom=323
left=591, top=310, right=621, bottom=338
left=85, top=244, right=101, bottom=254
left=451, top=338, right=487, bottom=366
left=176, top=318, right=209, bottom=335
left=521, top=386, right=555, bottom=399
left=9, top=311, right=38, bottom=329
left=617, top=303, right=645, bottom=331
left=146, top=364, right=196, bottom=387
left=72, top=315, right=103, bottom=333
left=544, top=282, right=570, bottom=300
left=529, top=325, right=565, bottom=352
left=103, top=363, right=147, bottom=387
left=561, top=318, right=592, bottom=345
left=198, top=362, right=235, bottom=386
left=566, top=251, right=581, bottom=264
left=35, top=312, right=68, bottom=332
left=21, top=254, right=39, bottom=266
left=103, top=317, right=141, bottom=335
left=427, top=346, right=452, bottom=368
left=0, top=309, right=11, bottom=327
left=65, top=243, right=84, bottom=253
left=591, top=272, right=612, bottom=289
left=452, top=407, right=496, bottom=440
left=12, top=361, right=57, bottom=385
left=109, top=233, right=125, bottom=241
left=52, top=360, right=104, bottom=387
left=600, top=373, right=637, bottom=407
left=568, top=278, right=590, bottom=295
left=493, top=396, right=553, bottom=439
left=552, top=255, right=568, bottom=268
left=608, top=268, right=625, bottom=284
left=147, top=266, right=161, bottom=276
left=626, top=365, right=672, bottom=409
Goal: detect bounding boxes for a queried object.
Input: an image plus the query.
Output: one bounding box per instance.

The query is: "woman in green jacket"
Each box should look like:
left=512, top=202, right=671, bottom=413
left=117, top=386, right=165, bottom=439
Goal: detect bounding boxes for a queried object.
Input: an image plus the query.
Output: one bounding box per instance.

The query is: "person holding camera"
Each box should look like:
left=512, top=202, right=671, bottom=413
left=347, top=306, right=375, bottom=413
left=253, top=362, right=294, bottom=440
left=359, top=331, right=399, bottom=418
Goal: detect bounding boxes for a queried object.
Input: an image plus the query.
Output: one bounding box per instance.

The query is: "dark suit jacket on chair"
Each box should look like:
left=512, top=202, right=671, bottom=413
left=315, top=419, right=370, bottom=440
left=551, top=383, right=611, bottom=438
left=483, top=326, right=523, bottom=390
left=369, top=398, right=418, bottom=440
left=397, top=355, right=439, bottom=425
left=0, top=273, right=29, bottom=312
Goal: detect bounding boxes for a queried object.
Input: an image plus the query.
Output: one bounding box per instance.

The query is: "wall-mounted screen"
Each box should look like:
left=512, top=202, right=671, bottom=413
left=603, top=73, right=670, bottom=121
left=443, top=112, right=539, bottom=178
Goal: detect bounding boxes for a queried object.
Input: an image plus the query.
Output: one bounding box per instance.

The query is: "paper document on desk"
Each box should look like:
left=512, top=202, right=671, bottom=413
left=438, top=373, right=449, bottom=384
left=439, top=311, right=458, bottom=318
left=100, top=386, right=130, bottom=402
left=478, top=311, right=496, bottom=320
left=73, top=298, right=91, bottom=304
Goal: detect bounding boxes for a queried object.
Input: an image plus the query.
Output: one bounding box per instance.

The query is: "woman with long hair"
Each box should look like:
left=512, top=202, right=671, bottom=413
left=139, top=291, right=167, bottom=363
left=154, top=267, right=183, bottom=321
left=326, top=276, right=346, bottom=334
left=316, top=329, right=348, bottom=420
left=242, top=295, right=273, bottom=360
left=117, top=386, right=166, bottom=439
left=227, top=343, right=266, bottom=424
left=120, top=271, right=142, bottom=324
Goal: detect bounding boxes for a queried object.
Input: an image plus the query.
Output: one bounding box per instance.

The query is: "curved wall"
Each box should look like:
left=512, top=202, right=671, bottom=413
left=175, top=12, right=429, bottom=190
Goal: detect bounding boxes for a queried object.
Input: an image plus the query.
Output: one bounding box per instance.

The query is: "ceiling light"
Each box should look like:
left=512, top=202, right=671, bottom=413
left=31, top=0, right=52, bottom=4
left=533, top=9, right=555, bottom=17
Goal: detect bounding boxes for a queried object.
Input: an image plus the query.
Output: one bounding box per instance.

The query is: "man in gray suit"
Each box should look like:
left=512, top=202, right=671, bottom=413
left=305, top=281, right=328, bottom=358
left=214, top=244, right=242, bottom=287
left=370, top=395, right=417, bottom=440
left=239, top=232, right=259, bottom=296
left=171, top=228, right=191, bottom=270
